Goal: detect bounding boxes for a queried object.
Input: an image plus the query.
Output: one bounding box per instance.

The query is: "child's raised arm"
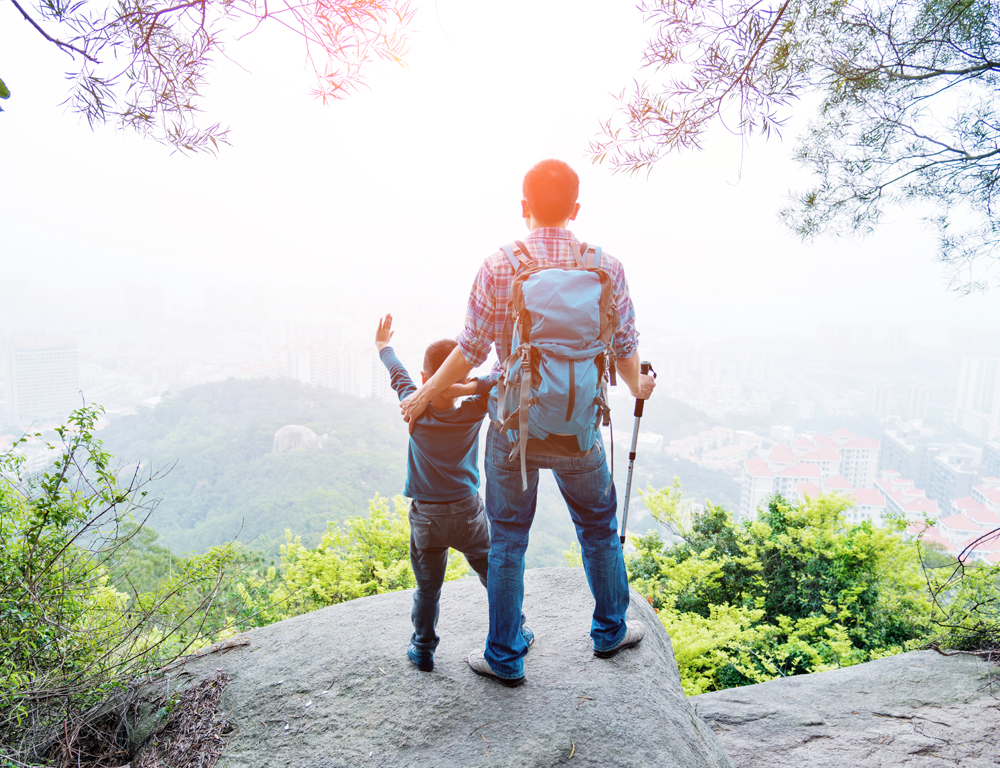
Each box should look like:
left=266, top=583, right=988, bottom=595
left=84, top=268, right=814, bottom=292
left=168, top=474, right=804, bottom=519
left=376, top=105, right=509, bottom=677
left=375, top=314, right=395, bottom=351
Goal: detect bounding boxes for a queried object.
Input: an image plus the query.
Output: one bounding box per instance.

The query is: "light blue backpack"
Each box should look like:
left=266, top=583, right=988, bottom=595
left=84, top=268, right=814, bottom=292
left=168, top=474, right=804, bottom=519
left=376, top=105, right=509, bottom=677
left=493, top=239, right=619, bottom=489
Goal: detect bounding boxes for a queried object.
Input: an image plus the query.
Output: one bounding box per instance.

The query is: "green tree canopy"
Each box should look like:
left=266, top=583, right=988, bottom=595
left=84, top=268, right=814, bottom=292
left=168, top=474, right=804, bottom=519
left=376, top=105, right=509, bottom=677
left=626, top=489, right=933, bottom=693
left=594, top=0, right=1000, bottom=291
left=7, top=0, right=412, bottom=151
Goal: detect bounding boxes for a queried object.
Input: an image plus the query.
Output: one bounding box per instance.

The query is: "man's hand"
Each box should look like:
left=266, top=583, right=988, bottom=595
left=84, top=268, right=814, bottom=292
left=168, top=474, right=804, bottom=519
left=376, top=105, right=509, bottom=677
left=400, top=386, right=432, bottom=432
left=400, top=347, right=475, bottom=433
left=634, top=372, right=656, bottom=400
left=616, top=353, right=657, bottom=400
left=375, top=314, right=394, bottom=351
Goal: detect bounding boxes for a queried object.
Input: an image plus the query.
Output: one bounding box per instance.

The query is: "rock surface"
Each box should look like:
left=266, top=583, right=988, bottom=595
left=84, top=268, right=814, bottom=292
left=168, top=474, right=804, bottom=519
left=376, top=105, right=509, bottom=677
left=141, top=568, right=732, bottom=768
left=691, top=650, right=1000, bottom=767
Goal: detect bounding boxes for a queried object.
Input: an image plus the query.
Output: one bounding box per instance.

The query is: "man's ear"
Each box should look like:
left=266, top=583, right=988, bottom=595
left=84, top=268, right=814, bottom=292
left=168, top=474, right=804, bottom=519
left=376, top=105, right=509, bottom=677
left=569, top=202, right=581, bottom=221
left=521, top=199, right=531, bottom=219
left=421, top=371, right=429, bottom=384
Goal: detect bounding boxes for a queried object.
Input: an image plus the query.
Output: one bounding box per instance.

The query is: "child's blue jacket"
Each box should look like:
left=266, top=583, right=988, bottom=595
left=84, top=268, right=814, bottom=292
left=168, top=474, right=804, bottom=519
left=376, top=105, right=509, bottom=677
left=379, top=346, right=496, bottom=502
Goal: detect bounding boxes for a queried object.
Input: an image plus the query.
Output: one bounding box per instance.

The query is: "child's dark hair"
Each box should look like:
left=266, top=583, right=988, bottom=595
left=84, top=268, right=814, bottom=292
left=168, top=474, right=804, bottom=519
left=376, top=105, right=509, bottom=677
left=423, top=339, right=458, bottom=375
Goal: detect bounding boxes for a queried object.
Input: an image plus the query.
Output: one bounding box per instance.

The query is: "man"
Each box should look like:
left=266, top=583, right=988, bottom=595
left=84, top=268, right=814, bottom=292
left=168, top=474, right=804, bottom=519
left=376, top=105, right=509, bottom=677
left=400, top=159, right=656, bottom=686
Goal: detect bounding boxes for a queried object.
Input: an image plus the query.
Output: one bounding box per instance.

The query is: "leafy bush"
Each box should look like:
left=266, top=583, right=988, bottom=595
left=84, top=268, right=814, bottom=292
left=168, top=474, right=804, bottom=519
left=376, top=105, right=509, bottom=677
left=626, top=486, right=932, bottom=694
left=0, top=406, right=460, bottom=765
left=921, top=530, right=1000, bottom=654
left=0, top=407, right=250, bottom=763
left=231, top=494, right=471, bottom=626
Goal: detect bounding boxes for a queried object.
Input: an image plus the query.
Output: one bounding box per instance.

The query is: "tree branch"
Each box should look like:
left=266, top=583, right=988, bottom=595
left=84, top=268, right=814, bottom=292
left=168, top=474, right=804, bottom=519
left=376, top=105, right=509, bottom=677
left=8, top=0, right=98, bottom=63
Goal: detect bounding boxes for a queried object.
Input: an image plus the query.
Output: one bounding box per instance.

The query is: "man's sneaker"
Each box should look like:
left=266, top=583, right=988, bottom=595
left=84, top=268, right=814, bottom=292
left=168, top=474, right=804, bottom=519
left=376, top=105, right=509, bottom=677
left=467, top=650, right=524, bottom=687
left=594, top=621, right=645, bottom=659
left=407, top=643, right=434, bottom=672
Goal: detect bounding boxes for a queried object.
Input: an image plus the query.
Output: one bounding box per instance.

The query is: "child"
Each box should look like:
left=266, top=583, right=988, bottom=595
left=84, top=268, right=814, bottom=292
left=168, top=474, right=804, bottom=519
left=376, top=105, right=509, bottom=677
left=376, top=314, right=503, bottom=672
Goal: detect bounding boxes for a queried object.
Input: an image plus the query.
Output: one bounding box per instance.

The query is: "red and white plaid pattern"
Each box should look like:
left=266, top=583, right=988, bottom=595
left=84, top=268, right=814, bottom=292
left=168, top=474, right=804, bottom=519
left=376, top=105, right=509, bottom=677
left=457, top=228, right=639, bottom=369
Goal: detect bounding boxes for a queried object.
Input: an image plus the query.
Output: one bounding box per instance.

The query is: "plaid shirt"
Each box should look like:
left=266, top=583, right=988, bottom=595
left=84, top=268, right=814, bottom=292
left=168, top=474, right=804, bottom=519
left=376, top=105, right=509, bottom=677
left=457, top=228, right=639, bottom=369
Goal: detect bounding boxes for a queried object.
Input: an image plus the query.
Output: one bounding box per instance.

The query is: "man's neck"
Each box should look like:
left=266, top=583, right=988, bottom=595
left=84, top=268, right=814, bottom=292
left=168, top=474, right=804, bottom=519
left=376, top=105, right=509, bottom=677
left=526, top=216, right=572, bottom=231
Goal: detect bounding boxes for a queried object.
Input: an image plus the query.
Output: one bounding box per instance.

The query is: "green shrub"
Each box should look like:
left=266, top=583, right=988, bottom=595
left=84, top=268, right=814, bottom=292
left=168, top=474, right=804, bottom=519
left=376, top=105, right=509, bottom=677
left=0, top=407, right=248, bottom=762
left=626, top=486, right=932, bottom=694
left=232, top=494, right=471, bottom=625
left=921, top=535, right=1000, bottom=653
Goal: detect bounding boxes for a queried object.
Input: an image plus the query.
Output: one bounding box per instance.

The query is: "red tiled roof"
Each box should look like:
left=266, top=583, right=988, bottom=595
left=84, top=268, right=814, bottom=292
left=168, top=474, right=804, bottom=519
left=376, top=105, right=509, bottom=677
left=797, top=481, right=823, bottom=497
left=833, top=428, right=856, bottom=438
left=953, top=496, right=988, bottom=514
left=917, top=527, right=953, bottom=550
left=777, top=463, right=822, bottom=478
left=769, top=444, right=797, bottom=463
left=793, top=437, right=816, bottom=448
left=822, top=475, right=853, bottom=490
left=939, top=513, right=980, bottom=532
left=851, top=488, right=885, bottom=507
left=965, top=507, right=1000, bottom=527
left=904, top=497, right=940, bottom=514
left=975, top=485, right=1000, bottom=504
left=801, top=449, right=842, bottom=462
left=745, top=458, right=773, bottom=477
left=813, top=434, right=837, bottom=449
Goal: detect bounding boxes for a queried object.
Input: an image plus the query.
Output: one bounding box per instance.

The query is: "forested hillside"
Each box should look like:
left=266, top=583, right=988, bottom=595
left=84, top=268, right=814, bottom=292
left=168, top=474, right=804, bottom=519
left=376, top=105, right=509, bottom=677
left=99, top=378, right=408, bottom=556
left=99, top=378, right=739, bottom=565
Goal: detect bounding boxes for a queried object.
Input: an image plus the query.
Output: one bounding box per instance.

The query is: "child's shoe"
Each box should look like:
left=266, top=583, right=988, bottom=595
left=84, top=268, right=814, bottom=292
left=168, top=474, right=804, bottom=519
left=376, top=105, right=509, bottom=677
left=521, top=626, right=535, bottom=652
left=407, top=643, right=434, bottom=672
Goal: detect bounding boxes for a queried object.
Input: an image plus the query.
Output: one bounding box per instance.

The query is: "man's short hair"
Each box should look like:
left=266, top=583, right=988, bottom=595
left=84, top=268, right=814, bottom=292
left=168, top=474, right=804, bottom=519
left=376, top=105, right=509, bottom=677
left=523, top=159, right=579, bottom=226
left=423, top=339, right=458, bottom=375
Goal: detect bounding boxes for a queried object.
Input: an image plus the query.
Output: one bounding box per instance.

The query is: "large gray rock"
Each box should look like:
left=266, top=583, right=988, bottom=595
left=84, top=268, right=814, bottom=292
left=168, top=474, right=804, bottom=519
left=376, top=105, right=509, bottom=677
left=272, top=425, right=322, bottom=452
left=691, top=650, right=1000, bottom=767
left=145, top=568, right=732, bottom=768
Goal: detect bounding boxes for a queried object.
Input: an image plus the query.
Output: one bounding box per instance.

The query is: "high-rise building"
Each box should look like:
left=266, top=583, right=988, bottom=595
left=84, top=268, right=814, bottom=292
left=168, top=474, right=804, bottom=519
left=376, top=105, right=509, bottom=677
left=3, top=339, right=80, bottom=420
left=983, top=442, right=1000, bottom=478
left=904, top=385, right=930, bottom=421
left=928, top=453, right=977, bottom=505
left=955, top=357, right=1000, bottom=440
left=869, top=383, right=891, bottom=417
left=240, top=340, right=395, bottom=403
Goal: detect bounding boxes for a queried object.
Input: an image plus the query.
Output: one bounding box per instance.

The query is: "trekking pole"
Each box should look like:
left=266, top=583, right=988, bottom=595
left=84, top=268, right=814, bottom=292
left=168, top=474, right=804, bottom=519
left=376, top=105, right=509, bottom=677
left=620, top=361, right=656, bottom=545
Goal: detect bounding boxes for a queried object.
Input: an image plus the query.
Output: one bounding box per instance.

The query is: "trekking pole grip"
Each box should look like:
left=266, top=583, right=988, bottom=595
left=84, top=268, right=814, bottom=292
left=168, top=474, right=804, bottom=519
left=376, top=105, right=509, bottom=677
left=633, top=361, right=655, bottom=417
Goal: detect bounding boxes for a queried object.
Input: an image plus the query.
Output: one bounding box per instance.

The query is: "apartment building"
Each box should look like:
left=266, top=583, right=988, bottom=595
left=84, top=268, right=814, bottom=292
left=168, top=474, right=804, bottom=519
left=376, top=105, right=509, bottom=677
left=2, top=338, right=79, bottom=420
left=956, top=357, right=1000, bottom=441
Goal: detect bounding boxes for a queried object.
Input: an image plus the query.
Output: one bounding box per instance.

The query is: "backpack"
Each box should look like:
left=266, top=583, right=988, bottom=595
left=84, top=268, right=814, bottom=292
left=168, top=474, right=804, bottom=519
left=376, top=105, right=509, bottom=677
left=493, top=239, right=619, bottom=490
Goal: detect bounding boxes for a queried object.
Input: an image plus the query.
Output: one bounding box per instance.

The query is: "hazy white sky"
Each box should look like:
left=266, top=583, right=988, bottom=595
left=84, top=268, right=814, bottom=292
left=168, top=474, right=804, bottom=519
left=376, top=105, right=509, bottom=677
left=2, top=0, right=997, bottom=346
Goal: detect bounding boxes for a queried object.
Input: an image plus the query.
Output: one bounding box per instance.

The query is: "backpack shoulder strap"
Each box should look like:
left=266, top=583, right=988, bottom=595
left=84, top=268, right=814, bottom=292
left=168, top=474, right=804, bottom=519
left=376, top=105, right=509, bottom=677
left=499, top=244, right=521, bottom=272
left=498, top=240, right=534, bottom=362
left=512, top=240, right=536, bottom=270
left=579, top=242, right=602, bottom=269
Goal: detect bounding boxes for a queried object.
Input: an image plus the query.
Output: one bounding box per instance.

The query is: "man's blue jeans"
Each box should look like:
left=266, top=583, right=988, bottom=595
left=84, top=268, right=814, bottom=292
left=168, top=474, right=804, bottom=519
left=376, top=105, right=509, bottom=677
left=409, top=495, right=491, bottom=655
left=483, top=427, right=630, bottom=679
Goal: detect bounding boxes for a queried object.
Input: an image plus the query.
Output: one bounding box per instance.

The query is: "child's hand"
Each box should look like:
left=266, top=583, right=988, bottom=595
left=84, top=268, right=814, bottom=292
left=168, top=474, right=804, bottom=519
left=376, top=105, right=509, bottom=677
left=375, top=314, right=394, bottom=351
left=442, top=378, right=477, bottom=398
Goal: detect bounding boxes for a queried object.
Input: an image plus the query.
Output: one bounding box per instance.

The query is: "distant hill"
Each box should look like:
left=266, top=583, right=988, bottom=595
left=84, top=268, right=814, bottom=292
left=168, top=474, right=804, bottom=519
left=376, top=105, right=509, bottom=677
left=99, top=378, right=408, bottom=556
left=636, top=396, right=715, bottom=442
left=98, top=380, right=739, bottom=565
